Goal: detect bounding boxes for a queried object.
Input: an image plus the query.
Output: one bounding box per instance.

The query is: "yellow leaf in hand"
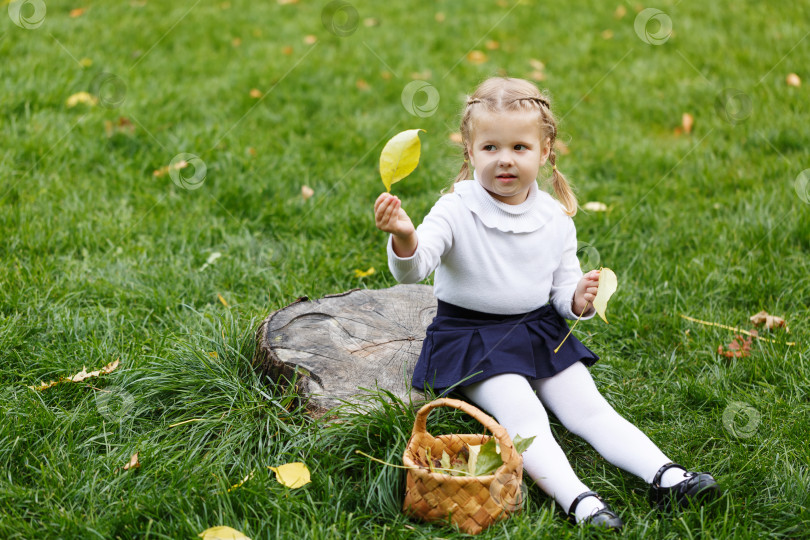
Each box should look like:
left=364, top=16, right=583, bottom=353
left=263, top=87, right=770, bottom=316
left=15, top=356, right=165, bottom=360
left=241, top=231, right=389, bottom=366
left=198, top=526, right=251, bottom=540
left=593, top=267, right=618, bottom=323
left=268, top=462, right=311, bottom=488
left=379, top=129, right=424, bottom=192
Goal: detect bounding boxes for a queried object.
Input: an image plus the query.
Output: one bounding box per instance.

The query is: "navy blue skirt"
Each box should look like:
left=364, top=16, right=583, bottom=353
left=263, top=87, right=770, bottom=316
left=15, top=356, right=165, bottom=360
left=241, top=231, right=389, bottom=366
left=412, top=300, right=599, bottom=396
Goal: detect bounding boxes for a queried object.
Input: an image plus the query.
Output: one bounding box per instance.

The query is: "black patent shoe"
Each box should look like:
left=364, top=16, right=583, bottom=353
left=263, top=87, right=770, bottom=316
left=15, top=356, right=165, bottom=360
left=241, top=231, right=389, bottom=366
left=650, top=462, right=722, bottom=510
left=568, top=491, right=624, bottom=531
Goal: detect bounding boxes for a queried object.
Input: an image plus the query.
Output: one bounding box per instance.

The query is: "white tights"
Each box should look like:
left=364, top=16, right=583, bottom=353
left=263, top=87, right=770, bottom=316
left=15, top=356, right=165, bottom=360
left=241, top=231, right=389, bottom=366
left=460, top=362, right=672, bottom=513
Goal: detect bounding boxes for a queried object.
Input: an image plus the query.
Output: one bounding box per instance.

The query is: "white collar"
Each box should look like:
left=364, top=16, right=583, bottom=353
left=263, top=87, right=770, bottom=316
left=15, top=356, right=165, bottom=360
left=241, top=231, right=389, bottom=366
left=452, top=171, right=562, bottom=233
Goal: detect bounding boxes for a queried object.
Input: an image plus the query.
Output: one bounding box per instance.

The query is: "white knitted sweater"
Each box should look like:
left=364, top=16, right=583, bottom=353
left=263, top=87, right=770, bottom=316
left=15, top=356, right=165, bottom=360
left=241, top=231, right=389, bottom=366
left=387, top=178, right=594, bottom=320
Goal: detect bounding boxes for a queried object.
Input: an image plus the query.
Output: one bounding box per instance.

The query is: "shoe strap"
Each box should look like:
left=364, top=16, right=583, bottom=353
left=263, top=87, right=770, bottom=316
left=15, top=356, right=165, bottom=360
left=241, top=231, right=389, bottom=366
left=567, top=490, right=603, bottom=516
left=651, top=461, right=685, bottom=489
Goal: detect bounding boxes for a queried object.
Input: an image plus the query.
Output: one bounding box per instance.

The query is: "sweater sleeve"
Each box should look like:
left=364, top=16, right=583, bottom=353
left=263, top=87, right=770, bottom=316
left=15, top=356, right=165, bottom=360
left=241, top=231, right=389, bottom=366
left=387, top=195, right=455, bottom=284
left=549, top=218, right=595, bottom=321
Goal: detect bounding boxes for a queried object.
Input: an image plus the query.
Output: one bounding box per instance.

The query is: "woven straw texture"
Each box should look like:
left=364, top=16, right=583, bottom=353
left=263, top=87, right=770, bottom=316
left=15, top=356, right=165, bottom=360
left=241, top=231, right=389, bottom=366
left=402, top=398, right=524, bottom=535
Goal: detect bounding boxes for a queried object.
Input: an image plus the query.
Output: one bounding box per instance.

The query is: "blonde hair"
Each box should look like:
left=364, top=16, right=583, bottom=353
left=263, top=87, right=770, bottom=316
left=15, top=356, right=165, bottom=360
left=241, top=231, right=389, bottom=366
left=450, top=77, right=577, bottom=216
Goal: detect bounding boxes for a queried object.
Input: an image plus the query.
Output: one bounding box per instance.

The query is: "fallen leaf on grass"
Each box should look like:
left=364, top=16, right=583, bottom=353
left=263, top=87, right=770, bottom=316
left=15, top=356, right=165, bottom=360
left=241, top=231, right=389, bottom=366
left=104, top=117, right=135, bottom=138
left=198, top=526, right=251, bottom=540
left=583, top=201, right=607, bottom=212
left=66, top=91, right=97, bottom=108
left=123, top=452, right=140, bottom=470
left=750, top=310, right=788, bottom=332
left=682, top=113, right=694, bottom=134
left=718, top=332, right=755, bottom=358
left=786, top=73, right=801, bottom=87
left=301, top=185, right=314, bottom=200
left=199, top=252, right=222, bottom=272
left=217, top=294, right=229, bottom=307
left=29, top=359, right=120, bottom=391
left=268, top=462, right=311, bottom=488
left=227, top=470, right=255, bottom=492
left=249, top=88, right=262, bottom=98
left=153, top=159, right=188, bottom=178
left=354, top=267, right=375, bottom=278
left=380, top=129, right=424, bottom=192
left=69, top=7, right=86, bottom=17
left=466, top=50, right=487, bottom=64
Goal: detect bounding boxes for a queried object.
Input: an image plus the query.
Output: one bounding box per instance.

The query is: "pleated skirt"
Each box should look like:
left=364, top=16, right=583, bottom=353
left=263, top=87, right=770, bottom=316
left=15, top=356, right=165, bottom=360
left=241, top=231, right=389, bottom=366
left=412, top=300, right=599, bottom=396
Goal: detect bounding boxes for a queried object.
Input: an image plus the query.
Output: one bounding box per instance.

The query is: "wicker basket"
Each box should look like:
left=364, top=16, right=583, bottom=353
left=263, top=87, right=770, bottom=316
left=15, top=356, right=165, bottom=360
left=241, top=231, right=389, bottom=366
left=402, top=398, right=524, bottom=535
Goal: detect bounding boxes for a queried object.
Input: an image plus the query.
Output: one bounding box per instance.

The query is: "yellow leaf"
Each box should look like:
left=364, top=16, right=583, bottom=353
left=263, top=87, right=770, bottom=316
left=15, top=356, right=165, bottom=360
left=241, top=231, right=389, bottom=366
left=593, top=267, right=618, bottom=324
left=217, top=294, right=229, bottom=307
left=79, top=57, right=93, bottom=67
left=268, top=462, right=311, bottom=489
left=66, top=91, right=98, bottom=108
left=379, top=129, right=424, bottom=192
left=123, top=452, right=140, bottom=470
left=786, top=73, right=801, bottom=87
left=227, top=470, right=255, bottom=492
left=198, top=526, right=251, bottom=540
left=301, top=185, right=314, bottom=200
left=353, top=267, right=375, bottom=278
left=28, top=359, right=120, bottom=391
left=249, top=88, right=262, bottom=98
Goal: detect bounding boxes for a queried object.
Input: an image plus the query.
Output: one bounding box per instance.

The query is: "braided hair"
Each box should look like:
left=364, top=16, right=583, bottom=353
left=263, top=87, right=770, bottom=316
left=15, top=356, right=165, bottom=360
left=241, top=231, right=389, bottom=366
left=450, top=77, right=577, bottom=216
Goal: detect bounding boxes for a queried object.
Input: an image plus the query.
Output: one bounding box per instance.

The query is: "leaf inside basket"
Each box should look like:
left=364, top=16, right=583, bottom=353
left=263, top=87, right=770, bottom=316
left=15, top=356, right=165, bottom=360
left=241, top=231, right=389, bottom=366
left=416, top=435, right=535, bottom=476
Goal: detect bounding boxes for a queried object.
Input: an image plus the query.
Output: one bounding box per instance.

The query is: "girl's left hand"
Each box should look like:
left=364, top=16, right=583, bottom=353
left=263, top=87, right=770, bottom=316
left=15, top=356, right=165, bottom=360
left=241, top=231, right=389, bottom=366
left=573, top=270, right=599, bottom=317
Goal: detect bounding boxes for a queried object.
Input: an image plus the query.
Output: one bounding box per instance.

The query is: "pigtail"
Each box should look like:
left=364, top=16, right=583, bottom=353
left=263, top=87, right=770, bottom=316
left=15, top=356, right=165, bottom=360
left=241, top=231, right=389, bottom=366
left=549, top=150, right=577, bottom=217
left=444, top=100, right=477, bottom=194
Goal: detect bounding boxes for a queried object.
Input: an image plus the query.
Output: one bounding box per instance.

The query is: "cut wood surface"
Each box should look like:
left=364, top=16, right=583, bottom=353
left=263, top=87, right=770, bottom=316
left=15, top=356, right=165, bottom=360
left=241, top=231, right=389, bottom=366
left=254, top=285, right=436, bottom=416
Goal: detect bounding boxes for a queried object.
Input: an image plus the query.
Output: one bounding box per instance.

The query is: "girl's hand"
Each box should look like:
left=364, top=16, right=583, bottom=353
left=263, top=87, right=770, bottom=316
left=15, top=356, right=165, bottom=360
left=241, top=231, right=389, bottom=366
left=374, top=192, right=417, bottom=257
left=573, top=269, right=599, bottom=317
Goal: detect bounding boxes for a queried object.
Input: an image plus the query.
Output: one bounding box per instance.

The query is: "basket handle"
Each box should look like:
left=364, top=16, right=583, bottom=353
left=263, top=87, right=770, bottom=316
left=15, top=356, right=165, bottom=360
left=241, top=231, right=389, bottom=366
left=412, top=397, right=519, bottom=472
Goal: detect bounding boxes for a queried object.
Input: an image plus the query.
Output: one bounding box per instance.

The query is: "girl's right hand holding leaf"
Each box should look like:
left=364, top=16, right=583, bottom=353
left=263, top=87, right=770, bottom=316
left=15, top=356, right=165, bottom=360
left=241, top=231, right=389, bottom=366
left=374, top=192, right=417, bottom=257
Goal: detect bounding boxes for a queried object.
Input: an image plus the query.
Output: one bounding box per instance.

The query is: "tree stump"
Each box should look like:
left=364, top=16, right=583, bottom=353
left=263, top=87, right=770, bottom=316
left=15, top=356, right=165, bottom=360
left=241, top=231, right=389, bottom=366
left=254, top=284, right=436, bottom=416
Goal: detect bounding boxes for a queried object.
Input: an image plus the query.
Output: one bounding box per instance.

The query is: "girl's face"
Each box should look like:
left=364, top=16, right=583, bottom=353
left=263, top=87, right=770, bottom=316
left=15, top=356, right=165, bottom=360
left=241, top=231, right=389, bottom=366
left=468, top=109, right=550, bottom=205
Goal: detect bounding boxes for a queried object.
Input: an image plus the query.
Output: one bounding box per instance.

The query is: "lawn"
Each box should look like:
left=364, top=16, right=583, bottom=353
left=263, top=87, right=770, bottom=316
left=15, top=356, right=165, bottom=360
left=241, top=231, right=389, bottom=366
left=1, top=0, right=808, bottom=538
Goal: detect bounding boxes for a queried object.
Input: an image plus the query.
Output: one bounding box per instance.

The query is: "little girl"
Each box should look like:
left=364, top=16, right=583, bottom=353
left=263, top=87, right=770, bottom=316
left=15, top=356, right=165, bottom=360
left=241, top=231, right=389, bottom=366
left=374, top=77, right=721, bottom=530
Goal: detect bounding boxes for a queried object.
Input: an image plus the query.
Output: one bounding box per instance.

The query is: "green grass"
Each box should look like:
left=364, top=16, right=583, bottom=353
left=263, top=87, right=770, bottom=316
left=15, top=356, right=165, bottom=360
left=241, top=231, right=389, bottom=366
left=1, top=0, right=809, bottom=538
